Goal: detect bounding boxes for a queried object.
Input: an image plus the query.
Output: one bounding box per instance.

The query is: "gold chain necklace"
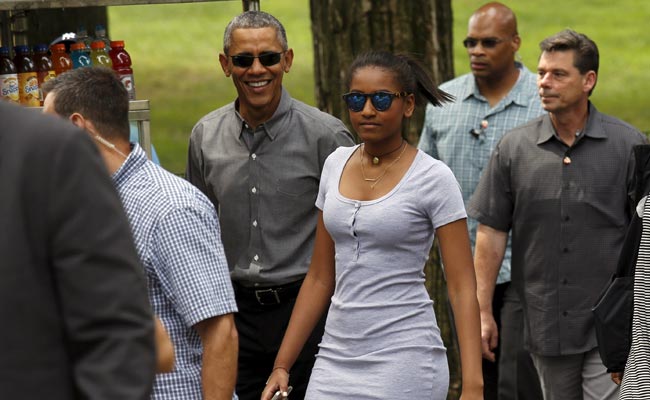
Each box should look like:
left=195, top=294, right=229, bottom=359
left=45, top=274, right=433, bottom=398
left=365, top=139, right=405, bottom=165
left=360, top=141, right=408, bottom=189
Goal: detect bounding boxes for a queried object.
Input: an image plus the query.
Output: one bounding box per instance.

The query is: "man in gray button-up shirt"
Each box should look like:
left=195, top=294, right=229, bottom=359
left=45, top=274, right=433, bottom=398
left=470, top=29, right=646, bottom=399
left=186, top=10, right=354, bottom=400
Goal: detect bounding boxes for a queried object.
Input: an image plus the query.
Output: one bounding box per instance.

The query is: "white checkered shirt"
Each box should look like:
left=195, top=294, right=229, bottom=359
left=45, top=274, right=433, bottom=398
left=113, top=144, right=238, bottom=399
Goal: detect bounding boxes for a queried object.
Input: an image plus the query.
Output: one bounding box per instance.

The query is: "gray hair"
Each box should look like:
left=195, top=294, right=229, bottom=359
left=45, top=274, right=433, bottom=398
left=223, top=11, right=288, bottom=54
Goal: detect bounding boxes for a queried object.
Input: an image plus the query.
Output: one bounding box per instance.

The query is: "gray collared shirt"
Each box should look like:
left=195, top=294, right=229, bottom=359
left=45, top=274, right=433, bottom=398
left=187, top=87, right=354, bottom=287
left=469, top=103, right=647, bottom=356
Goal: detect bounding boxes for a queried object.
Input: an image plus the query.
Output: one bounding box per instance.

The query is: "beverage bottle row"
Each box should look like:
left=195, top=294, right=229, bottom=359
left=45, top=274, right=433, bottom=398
left=1, top=37, right=135, bottom=105
left=0, top=45, right=55, bottom=106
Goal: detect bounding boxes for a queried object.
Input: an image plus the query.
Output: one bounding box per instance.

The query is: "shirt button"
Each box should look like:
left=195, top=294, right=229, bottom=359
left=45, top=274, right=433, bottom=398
left=253, top=220, right=258, bottom=227
left=253, top=254, right=259, bottom=261
left=563, top=311, right=568, bottom=317
left=251, top=187, right=257, bottom=194
left=563, top=247, right=569, bottom=253
left=562, top=278, right=568, bottom=285
left=251, top=153, right=257, bottom=160
left=564, top=215, right=570, bottom=221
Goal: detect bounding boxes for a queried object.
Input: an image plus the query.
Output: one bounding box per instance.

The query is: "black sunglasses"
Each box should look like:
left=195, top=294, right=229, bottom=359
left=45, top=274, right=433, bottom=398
left=342, top=91, right=410, bottom=112
left=229, top=51, right=283, bottom=68
left=462, top=37, right=505, bottom=49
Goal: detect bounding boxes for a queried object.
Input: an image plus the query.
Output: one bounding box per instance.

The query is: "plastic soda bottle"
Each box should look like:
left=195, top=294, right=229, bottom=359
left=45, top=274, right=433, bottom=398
left=13, top=45, right=39, bottom=107
left=90, top=40, right=113, bottom=69
left=33, top=44, right=56, bottom=106
left=50, top=43, right=72, bottom=76
left=76, top=25, right=92, bottom=53
left=0, top=47, right=19, bottom=103
left=109, top=40, right=135, bottom=100
left=70, top=42, right=91, bottom=69
left=94, top=24, right=111, bottom=52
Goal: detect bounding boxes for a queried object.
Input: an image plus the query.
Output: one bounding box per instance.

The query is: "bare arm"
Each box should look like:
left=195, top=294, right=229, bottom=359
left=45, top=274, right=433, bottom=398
left=474, top=223, right=508, bottom=362
left=195, top=313, right=238, bottom=400
left=261, top=212, right=336, bottom=400
left=154, top=317, right=175, bottom=373
left=437, top=219, right=484, bottom=398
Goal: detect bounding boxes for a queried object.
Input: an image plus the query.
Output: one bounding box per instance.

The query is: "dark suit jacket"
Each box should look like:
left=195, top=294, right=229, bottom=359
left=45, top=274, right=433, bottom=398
left=0, top=102, right=156, bottom=399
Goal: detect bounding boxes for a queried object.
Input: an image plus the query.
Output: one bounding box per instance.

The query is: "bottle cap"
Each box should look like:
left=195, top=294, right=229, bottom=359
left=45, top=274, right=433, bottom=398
left=91, top=40, right=106, bottom=49
left=13, top=45, right=30, bottom=54
left=110, top=40, right=125, bottom=48
left=70, top=42, right=86, bottom=51
left=33, top=44, right=49, bottom=53
left=50, top=43, right=66, bottom=52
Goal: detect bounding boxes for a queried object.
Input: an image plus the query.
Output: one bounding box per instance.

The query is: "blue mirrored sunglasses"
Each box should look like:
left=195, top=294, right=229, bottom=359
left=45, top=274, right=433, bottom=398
left=342, top=91, right=410, bottom=112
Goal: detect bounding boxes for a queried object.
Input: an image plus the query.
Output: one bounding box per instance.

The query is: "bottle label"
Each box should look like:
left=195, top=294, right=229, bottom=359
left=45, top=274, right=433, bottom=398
left=18, top=72, right=39, bottom=106
left=54, top=56, right=72, bottom=75
left=92, top=54, right=113, bottom=67
left=119, top=73, right=136, bottom=100
left=36, top=70, right=56, bottom=103
left=1, top=73, right=20, bottom=103
left=73, top=54, right=92, bottom=69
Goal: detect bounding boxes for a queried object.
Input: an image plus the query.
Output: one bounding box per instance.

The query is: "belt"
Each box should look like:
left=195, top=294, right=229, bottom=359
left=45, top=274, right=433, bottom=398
left=234, top=280, right=303, bottom=306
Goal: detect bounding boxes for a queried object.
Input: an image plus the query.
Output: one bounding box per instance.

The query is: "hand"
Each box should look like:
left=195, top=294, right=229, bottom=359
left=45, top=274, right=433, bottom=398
left=611, top=371, right=624, bottom=385
left=260, top=367, right=290, bottom=400
left=479, top=310, right=499, bottom=362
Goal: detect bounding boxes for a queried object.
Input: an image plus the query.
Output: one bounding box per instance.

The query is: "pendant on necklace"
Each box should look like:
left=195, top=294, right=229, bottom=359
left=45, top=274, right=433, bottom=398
left=372, top=157, right=380, bottom=165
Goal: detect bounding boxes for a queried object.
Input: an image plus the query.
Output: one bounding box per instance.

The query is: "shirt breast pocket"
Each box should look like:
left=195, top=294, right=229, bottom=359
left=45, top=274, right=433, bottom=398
left=270, top=177, right=319, bottom=222
left=584, top=185, right=626, bottom=229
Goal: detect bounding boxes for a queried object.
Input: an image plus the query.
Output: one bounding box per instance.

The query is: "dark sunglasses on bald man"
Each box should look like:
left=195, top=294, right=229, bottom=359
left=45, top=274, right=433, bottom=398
left=342, top=91, right=410, bottom=112
left=462, top=37, right=505, bottom=49
left=229, top=51, right=283, bottom=68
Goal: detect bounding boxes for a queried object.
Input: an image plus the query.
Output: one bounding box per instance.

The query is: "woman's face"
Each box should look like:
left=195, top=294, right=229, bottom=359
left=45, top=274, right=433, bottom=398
left=346, top=66, right=414, bottom=145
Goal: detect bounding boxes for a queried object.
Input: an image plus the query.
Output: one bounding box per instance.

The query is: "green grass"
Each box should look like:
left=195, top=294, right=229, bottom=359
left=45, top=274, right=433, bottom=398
left=109, top=0, right=650, bottom=173
left=452, top=0, right=650, bottom=135
left=108, top=0, right=314, bottom=173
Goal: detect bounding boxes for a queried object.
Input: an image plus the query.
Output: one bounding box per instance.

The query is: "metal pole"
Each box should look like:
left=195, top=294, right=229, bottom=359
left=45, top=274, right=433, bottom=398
left=11, top=10, right=29, bottom=46
left=242, top=0, right=260, bottom=11
left=0, top=11, right=11, bottom=48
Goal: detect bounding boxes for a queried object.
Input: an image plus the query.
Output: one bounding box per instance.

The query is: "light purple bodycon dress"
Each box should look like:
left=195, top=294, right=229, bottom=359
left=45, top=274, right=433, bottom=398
left=305, top=145, right=467, bottom=399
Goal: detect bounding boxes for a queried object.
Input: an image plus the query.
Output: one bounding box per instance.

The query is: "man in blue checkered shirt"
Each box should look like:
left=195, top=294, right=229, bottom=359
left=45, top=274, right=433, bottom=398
left=43, top=67, right=239, bottom=400
left=417, top=3, right=545, bottom=400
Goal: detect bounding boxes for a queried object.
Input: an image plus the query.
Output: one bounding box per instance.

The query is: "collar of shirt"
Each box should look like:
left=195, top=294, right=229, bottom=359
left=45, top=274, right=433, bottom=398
left=112, top=143, right=147, bottom=188
left=537, top=102, right=607, bottom=145
left=234, top=86, right=293, bottom=142
left=458, top=62, right=534, bottom=110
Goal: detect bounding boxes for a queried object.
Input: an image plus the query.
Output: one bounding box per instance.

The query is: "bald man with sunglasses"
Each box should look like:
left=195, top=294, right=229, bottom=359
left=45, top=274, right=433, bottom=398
left=418, top=3, right=544, bottom=399
left=187, top=10, right=354, bottom=400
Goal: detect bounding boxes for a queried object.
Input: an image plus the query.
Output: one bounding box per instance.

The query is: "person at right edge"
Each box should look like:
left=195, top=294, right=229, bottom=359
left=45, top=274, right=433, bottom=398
left=469, top=29, right=647, bottom=400
left=613, top=144, right=650, bottom=397
left=417, top=3, right=544, bottom=399
left=186, top=11, right=354, bottom=400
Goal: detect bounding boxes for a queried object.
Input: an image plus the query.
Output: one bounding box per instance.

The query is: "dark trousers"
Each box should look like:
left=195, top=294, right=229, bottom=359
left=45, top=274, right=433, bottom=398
left=234, top=284, right=326, bottom=400
left=484, top=282, right=543, bottom=400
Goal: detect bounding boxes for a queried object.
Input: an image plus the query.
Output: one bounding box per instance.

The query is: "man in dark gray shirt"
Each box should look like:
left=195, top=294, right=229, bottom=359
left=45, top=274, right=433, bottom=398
left=469, top=29, right=646, bottom=399
left=186, top=10, right=354, bottom=400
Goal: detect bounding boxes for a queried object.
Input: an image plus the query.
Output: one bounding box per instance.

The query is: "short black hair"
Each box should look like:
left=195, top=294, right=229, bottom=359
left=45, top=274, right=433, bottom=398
left=42, top=67, right=130, bottom=141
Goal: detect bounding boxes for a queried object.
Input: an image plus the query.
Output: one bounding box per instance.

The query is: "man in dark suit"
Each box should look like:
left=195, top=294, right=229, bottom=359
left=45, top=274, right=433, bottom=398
left=0, top=101, right=156, bottom=399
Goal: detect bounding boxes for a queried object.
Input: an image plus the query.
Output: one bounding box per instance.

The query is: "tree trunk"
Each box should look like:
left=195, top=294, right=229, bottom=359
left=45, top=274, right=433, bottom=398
left=310, top=1, right=460, bottom=398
